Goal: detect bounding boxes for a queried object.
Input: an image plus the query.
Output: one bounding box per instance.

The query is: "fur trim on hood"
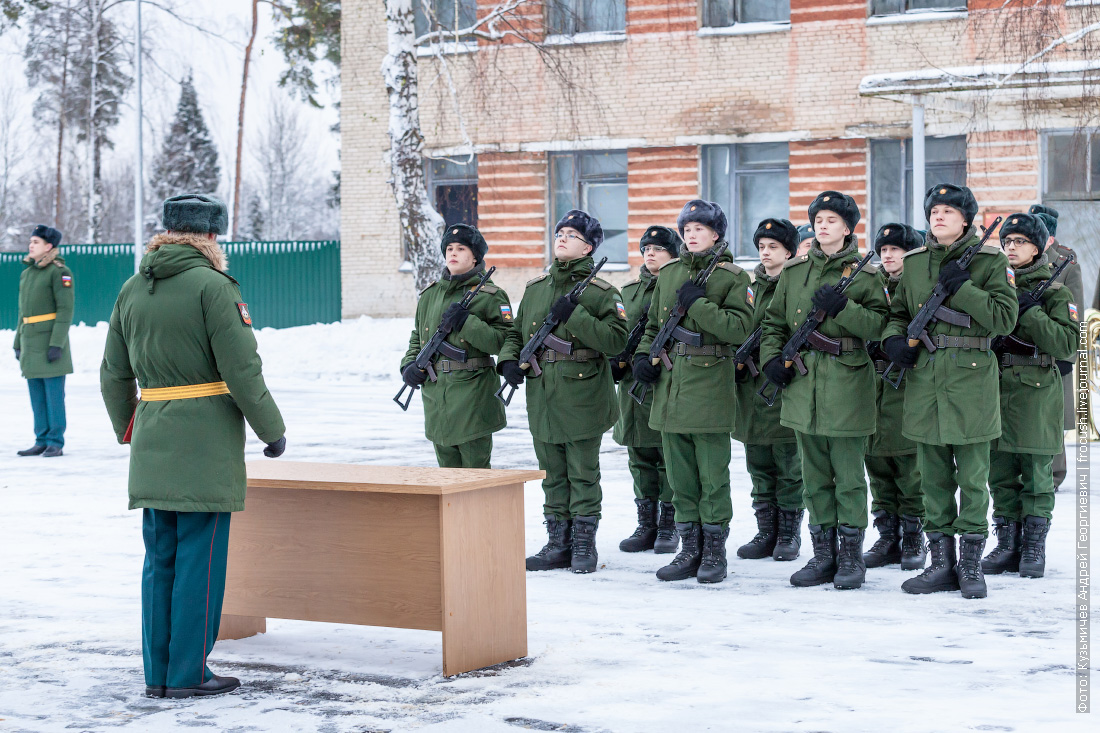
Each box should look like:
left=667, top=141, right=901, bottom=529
left=146, top=232, right=228, bottom=272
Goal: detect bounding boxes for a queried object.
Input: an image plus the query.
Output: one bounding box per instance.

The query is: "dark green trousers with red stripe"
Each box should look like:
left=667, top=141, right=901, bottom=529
left=141, top=509, right=231, bottom=688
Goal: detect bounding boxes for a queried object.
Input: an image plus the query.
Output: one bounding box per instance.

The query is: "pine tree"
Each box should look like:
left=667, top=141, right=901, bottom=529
left=150, top=73, right=221, bottom=209
left=245, top=192, right=264, bottom=241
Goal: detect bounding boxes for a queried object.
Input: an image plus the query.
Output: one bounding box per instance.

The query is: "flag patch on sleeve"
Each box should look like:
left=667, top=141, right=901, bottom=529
left=616, top=302, right=627, bottom=320
left=500, top=304, right=513, bottom=321
left=1069, top=302, right=1079, bottom=321
left=237, top=302, right=252, bottom=326
left=61, top=275, right=72, bottom=288
left=883, top=286, right=891, bottom=305
left=746, top=286, right=754, bottom=307
left=1006, top=268, right=1016, bottom=287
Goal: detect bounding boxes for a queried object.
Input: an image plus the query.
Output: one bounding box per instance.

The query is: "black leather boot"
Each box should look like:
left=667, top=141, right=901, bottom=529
left=697, top=523, right=730, bottom=584
left=957, top=533, right=988, bottom=599
left=736, top=501, right=777, bottom=559
left=571, top=516, right=599, bottom=574
left=619, top=499, right=658, bottom=552
left=789, top=525, right=837, bottom=587
left=772, top=508, right=803, bottom=561
left=653, top=502, right=679, bottom=554
left=863, top=510, right=901, bottom=568
left=981, top=516, right=1021, bottom=574
left=834, top=525, right=867, bottom=590
left=1019, top=515, right=1050, bottom=579
left=901, top=532, right=960, bottom=594
left=165, top=675, right=240, bottom=698
left=17, top=444, right=47, bottom=456
left=526, top=515, right=572, bottom=571
left=41, top=445, right=63, bottom=457
left=656, top=522, right=702, bottom=581
left=899, top=514, right=928, bottom=571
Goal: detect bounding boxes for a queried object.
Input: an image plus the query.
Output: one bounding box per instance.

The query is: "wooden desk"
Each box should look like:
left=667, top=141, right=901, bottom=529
left=217, top=462, right=544, bottom=676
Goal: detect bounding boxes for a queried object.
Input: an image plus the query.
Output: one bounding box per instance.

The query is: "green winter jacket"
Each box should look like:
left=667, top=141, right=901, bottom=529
left=994, top=253, right=1078, bottom=454
left=732, top=264, right=795, bottom=445
left=761, top=236, right=889, bottom=438
left=14, top=249, right=74, bottom=379
left=882, top=226, right=1018, bottom=446
left=401, top=265, right=512, bottom=446
left=498, top=255, right=628, bottom=444
left=612, top=267, right=662, bottom=448
left=637, top=244, right=753, bottom=435
left=100, top=238, right=286, bottom=513
left=868, top=271, right=917, bottom=457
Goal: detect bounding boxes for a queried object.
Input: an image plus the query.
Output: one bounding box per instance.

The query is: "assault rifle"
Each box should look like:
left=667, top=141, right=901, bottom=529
left=614, top=303, right=650, bottom=370
left=881, top=217, right=1002, bottom=389
left=394, top=266, right=496, bottom=411
left=629, top=240, right=730, bottom=406
left=734, top=326, right=763, bottom=378
left=992, top=251, right=1077, bottom=359
left=495, top=257, right=608, bottom=406
left=757, top=249, right=877, bottom=406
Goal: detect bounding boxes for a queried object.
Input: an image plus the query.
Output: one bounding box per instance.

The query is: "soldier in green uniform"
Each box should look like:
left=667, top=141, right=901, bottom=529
left=982, top=213, right=1077, bottom=578
left=863, top=223, right=927, bottom=571
left=761, top=191, right=889, bottom=591
left=796, top=223, right=815, bottom=258
left=613, top=226, right=680, bottom=554
left=882, top=184, right=1017, bottom=599
left=633, top=200, right=754, bottom=584
left=498, top=210, right=628, bottom=574
left=400, top=224, right=513, bottom=468
left=101, top=194, right=286, bottom=698
left=731, top=218, right=804, bottom=563
left=14, top=225, right=73, bottom=458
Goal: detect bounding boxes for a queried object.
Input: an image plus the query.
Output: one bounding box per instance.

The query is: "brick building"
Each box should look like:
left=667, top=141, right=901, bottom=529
left=342, top=0, right=1100, bottom=316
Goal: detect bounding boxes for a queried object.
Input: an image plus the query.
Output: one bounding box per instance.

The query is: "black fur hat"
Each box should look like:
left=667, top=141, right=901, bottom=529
left=440, top=223, right=488, bottom=263
left=874, top=223, right=923, bottom=255
left=796, top=223, right=815, bottom=242
left=1028, top=204, right=1058, bottom=238
left=162, top=193, right=228, bottom=235
left=677, top=199, right=727, bottom=240
left=555, top=209, right=604, bottom=250
left=808, top=191, right=860, bottom=233
left=31, top=224, right=63, bottom=248
left=639, top=225, right=682, bottom=256
left=753, top=218, right=799, bottom=257
left=999, top=213, right=1049, bottom=252
left=924, top=183, right=978, bottom=227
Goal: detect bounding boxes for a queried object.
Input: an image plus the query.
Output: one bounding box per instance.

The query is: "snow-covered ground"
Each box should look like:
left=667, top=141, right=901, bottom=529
left=0, top=319, right=1095, bottom=732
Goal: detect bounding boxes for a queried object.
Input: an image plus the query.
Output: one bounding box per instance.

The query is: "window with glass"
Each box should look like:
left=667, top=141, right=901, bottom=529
left=702, top=143, right=790, bottom=259
left=549, top=151, right=628, bottom=264
left=427, top=157, right=478, bottom=228
left=1044, top=131, right=1100, bottom=200
left=414, top=0, right=477, bottom=39
left=870, top=0, right=966, bottom=16
left=547, top=0, right=626, bottom=36
left=703, top=0, right=790, bottom=27
left=870, top=136, right=965, bottom=232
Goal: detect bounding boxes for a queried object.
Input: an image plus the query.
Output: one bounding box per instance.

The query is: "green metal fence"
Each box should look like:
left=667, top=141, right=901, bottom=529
left=1, top=240, right=341, bottom=330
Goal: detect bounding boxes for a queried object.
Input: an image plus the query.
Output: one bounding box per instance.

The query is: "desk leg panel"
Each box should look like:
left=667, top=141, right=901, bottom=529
left=217, top=614, right=266, bottom=641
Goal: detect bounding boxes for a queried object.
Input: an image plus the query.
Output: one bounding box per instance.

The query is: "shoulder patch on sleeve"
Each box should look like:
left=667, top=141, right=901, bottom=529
left=589, top=277, right=612, bottom=290
left=746, top=285, right=755, bottom=307
left=615, top=301, right=627, bottom=319
left=61, top=274, right=73, bottom=288
left=526, top=273, right=549, bottom=287
left=718, top=261, right=744, bottom=275
left=1006, top=268, right=1016, bottom=288
left=901, top=247, right=927, bottom=259
left=658, top=258, right=681, bottom=271
left=237, top=302, right=253, bottom=326
left=782, top=255, right=810, bottom=270
left=1069, top=302, right=1079, bottom=321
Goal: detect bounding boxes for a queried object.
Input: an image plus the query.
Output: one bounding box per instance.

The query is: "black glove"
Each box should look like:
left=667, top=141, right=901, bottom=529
left=401, top=362, right=428, bottom=387
left=632, top=354, right=661, bottom=384
left=263, top=436, right=286, bottom=458
left=499, top=360, right=526, bottom=387
left=735, top=364, right=752, bottom=383
left=610, top=361, right=628, bottom=383
left=882, top=335, right=920, bottom=369
left=438, top=302, right=470, bottom=333
left=1057, top=359, right=1074, bottom=377
left=46, top=346, right=62, bottom=363
left=676, top=281, right=706, bottom=311
left=811, top=285, right=849, bottom=318
left=1017, top=289, right=1042, bottom=315
left=13, top=349, right=19, bottom=361
left=762, top=357, right=796, bottom=388
left=549, top=295, right=578, bottom=323
left=938, top=261, right=971, bottom=295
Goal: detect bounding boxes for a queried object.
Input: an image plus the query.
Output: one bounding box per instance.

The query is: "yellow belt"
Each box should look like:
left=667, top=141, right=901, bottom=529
left=23, top=313, right=56, bottom=324
left=140, top=381, right=230, bottom=402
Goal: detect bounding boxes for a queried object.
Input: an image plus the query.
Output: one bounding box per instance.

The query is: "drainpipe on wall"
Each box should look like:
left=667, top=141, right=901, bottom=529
left=911, top=96, right=926, bottom=229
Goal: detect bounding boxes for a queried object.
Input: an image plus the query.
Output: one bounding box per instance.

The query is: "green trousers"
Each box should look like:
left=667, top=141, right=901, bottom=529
left=142, top=509, right=230, bottom=688
left=663, top=432, right=732, bottom=526
left=628, top=445, right=671, bottom=502
left=744, top=442, right=804, bottom=511
left=917, top=442, right=991, bottom=537
left=866, top=453, right=923, bottom=518
left=533, top=436, right=603, bottom=519
left=989, top=450, right=1056, bottom=521
left=434, top=435, right=493, bottom=468
left=796, top=433, right=870, bottom=530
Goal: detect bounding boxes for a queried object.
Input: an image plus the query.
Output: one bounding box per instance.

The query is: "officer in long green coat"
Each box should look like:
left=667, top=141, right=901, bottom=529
left=761, top=191, right=889, bottom=591
left=981, top=213, right=1077, bottom=579
left=498, top=209, right=628, bottom=574
left=13, top=225, right=73, bottom=458
left=863, top=223, right=926, bottom=572
left=400, top=225, right=512, bottom=468
left=731, top=218, right=804, bottom=563
left=882, top=184, right=1017, bottom=599
left=100, top=194, right=286, bottom=699
left=612, top=226, right=679, bottom=555
left=633, top=200, right=754, bottom=584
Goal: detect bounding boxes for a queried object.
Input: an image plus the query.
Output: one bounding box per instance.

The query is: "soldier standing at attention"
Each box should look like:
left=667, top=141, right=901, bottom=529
left=400, top=224, right=513, bottom=468
left=982, top=213, right=1077, bottom=579
left=498, top=210, right=628, bottom=574
left=613, top=226, right=680, bottom=554
left=632, top=200, right=753, bottom=584
left=796, top=223, right=815, bottom=258
left=101, top=194, right=286, bottom=698
left=731, top=218, right=805, bottom=563
left=760, top=191, right=889, bottom=591
left=14, top=225, right=73, bottom=458
left=882, top=184, right=1017, bottom=599
left=863, top=223, right=927, bottom=571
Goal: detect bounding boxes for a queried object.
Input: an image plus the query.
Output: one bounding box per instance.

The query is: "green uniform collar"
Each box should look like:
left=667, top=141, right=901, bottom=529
left=440, top=263, right=485, bottom=292
left=1012, top=250, right=1049, bottom=279
left=550, top=255, right=595, bottom=284
left=638, top=266, right=657, bottom=289
left=809, top=234, right=859, bottom=264
left=754, top=262, right=781, bottom=284
left=679, top=241, right=732, bottom=270
left=24, top=248, right=62, bottom=269
left=926, top=224, right=979, bottom=254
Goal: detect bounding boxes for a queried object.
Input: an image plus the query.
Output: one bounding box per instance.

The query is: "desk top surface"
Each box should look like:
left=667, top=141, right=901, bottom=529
left=246, top=462, right=545, bottom=495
